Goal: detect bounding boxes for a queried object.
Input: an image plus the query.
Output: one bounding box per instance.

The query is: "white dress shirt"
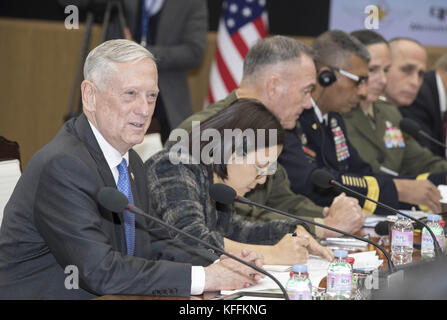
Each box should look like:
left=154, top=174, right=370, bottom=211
left=436, top=72, right=447, bottom=115
left=88, top=121, right=205, bottom=295
left=311, top=98, right=329, bottom=125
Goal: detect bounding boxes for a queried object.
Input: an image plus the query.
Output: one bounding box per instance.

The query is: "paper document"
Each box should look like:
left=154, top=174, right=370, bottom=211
left=438, top=185, right=447, bottom=204
left=221, top=252, right=383, bottom=297
left=364, top=215, right=388, bottom=227
left=348, top=251, right=383, bottom=271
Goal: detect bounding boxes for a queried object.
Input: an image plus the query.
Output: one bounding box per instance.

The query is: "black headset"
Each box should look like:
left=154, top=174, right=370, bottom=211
left=317, top=68, right=337, bottom=87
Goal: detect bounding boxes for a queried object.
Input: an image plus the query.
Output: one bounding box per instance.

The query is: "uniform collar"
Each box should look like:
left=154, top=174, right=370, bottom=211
left=311, top=98, right=328, bottom=125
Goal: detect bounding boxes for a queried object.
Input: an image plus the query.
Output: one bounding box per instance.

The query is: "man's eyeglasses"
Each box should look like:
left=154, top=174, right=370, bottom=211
left=332, top=67, right=368, bottom=86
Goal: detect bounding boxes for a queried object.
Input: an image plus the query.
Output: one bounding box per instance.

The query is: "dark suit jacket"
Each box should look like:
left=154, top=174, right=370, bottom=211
left=0, top=114, right=216, bottom=299
left=107, top=0, right=208, bottom=128
left=399, top=71, right=444, bottom=157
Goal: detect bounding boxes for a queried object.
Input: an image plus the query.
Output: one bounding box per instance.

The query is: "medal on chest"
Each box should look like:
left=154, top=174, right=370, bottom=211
left=330, top=118, right=350, bottom=162
left=383, top=121, right=405, bottom=148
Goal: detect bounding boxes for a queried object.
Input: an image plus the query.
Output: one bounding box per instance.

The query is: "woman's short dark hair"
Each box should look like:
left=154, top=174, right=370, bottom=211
left=350, top=29, right=388, bottom=47
left=189, top=98, right=285, bottom=180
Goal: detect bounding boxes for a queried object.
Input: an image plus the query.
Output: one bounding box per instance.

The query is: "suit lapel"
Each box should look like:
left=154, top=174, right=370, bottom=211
left=426, top=71, right=443, bottom=139
left=73, top=114, right=116, bottom=188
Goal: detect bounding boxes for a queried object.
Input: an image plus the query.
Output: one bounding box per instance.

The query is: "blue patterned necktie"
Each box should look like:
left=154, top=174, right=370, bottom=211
left=116, top=158, right=135, bottom=255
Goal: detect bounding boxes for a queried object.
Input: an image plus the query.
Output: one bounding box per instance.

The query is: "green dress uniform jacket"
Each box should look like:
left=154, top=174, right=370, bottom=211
left=174, top=90, right=325, bottom=235
left=343, top=99, right=447, bottom=202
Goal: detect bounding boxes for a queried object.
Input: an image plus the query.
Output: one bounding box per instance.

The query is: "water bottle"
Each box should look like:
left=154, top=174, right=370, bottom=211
left=326, top=250, right=352, bottom=300
left=391, top=213, right=414, bottom=265
left=421, top=214, right=445, bottom=259
left=285, top=264, right=312, bottom=300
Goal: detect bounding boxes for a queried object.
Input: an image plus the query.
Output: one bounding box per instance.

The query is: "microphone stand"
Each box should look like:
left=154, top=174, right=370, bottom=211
left=127, top=204, right=290, bottom=300
left=330, top=180, right=443, bottom=258
left=235, top=195, right=396, bottom=273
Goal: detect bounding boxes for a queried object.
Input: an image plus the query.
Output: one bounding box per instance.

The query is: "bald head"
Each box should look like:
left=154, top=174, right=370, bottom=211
left=385, top=38, right=427, bottom=106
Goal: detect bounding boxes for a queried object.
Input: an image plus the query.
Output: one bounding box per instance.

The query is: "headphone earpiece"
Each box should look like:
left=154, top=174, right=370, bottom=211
left=318, top=69, right=336, bottom=87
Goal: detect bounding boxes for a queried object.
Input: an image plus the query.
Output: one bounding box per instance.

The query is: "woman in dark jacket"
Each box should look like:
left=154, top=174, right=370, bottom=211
left=145, top=98, right=333, bottom=265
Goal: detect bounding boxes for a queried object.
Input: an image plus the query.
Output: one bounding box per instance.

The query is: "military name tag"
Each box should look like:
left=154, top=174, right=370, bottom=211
left=384, top=121, right=405, bottom=148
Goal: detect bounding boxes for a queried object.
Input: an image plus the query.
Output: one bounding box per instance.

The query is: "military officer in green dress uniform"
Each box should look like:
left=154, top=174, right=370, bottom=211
left=278, top=30, right=442, bottom=215
left=343, top=30, right=447, bottom=211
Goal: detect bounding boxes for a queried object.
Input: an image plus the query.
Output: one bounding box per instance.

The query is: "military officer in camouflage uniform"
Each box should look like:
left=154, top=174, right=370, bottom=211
left=174, top=35, right=365, bottom=238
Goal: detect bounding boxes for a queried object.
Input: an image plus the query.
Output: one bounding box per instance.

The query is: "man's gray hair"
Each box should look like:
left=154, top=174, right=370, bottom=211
left=83, top=39, right=155, bottom=89
left=242, top=35, right=315, bottom=78
left=312, top=30, right=370, bottom=70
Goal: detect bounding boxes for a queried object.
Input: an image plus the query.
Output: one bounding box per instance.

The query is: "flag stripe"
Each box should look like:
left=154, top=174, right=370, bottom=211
left=215, top=47, right=238, bottom=92
left=217, top=19, right=244, bottom=82
left=209, top=61, right=228, bottom=103
left=253, top=15, right=267, bottom=38
left=230, top=31, right=249, bottom=59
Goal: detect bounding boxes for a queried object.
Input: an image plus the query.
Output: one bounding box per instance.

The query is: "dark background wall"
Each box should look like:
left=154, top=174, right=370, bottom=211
left=0, top=0, right=330, bottom=36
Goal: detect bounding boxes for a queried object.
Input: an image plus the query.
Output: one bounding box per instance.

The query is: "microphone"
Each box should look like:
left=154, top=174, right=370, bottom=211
left=209, top=183, right=396, bottom=273
left=399, top=118, right=447, bottom=149
left=311, top=169, right=443, bottom=257
left=374, top=221, right=389, bottom=236
left=96, top=187, right=290, bottom=300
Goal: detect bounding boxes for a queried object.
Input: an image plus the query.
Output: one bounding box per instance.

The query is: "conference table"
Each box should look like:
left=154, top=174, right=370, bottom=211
left=96, top=226, right=426, bottom=300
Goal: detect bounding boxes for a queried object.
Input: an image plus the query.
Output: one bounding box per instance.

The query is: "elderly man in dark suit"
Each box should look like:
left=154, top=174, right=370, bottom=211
left=399, top=53, right=447, bottom=158
left=0, top=39, right=263, bottom=299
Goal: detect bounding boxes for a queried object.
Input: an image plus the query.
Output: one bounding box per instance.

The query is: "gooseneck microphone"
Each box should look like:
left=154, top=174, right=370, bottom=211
left=209, top=183, right=396, bottom=273
left=311, top=169, right=443, bottom=258
left=399, top=118, right=447, bottom=149
left=96, top=187, right=290, bottom=300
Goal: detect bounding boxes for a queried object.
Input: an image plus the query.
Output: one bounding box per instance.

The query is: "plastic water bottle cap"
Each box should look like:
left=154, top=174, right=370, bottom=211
left=333, top=249, right=348, bottom=258
left=427, top=214, right=441, bottom=222
left=292, top=264, right=307, bottom=273
left=440, top=220, right=445, bottom=228
left=347, top=257, right=355, bottom=265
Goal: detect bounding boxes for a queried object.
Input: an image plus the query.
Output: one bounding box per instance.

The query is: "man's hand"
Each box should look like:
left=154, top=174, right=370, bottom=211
left=321, top=193, right=366, bottom=237
left=269, top=233, right=309, bottom=265
left=394, top=179, right=441, bottom=213
left=203, top=249, right=264, bottom=292
left=295, top=226, right=334, bottom=261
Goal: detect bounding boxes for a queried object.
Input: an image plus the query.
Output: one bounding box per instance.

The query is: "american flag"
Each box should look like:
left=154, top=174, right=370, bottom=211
left=206, top=0, right=268, bottom=105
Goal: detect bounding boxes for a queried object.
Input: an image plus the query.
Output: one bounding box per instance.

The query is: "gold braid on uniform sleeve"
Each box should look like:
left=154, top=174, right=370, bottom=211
left=416, top=173, right=430, bottom=211
left=341, top=175, right=378, bottom=215
left=363, top=176, right=379, bottom=215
